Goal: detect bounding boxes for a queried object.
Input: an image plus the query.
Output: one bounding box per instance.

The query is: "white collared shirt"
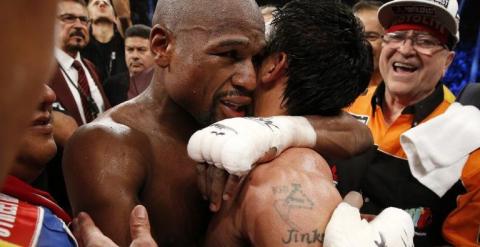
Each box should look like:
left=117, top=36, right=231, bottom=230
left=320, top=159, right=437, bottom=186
left=55, top=48, right=105, bottom=124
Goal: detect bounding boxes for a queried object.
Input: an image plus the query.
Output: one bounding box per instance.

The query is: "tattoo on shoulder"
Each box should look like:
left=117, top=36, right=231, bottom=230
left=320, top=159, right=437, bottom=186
left=272, top=184, right=325, bottom=245
left=282, top=229, right=324, bottom=244
left=272, top=183, right=314, bottom=230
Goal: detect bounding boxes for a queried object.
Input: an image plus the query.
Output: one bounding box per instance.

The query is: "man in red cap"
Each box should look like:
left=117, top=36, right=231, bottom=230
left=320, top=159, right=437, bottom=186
left=334, top=0, right=480, bottom=246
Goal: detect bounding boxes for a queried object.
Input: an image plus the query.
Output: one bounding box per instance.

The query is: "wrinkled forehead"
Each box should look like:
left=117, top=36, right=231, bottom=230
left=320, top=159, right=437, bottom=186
left=177, top=18, right=266, bottom=53
left=180, top=8, right=265, bottom=44
left=159, top=0, right=264, bottom=32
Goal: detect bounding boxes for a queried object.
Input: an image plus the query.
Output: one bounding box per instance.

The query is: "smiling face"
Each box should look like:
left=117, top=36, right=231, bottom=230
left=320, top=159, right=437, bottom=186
left=379, top=30, right=455, bottom=104
left=157, top=0, right=265, bottom=126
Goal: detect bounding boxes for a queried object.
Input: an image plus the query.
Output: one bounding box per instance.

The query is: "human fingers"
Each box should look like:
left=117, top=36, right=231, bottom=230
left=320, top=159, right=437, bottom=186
left=196, top=163, right=208, bottom=200
left=222, top=174, right=241, bottom=201
left=129, top=205, right=158, bottom=247
left=342, top=191, right=363, bottom=209
left=207, top=166, right=228, bottom=212
left=75, top=212, right=118, bottom=247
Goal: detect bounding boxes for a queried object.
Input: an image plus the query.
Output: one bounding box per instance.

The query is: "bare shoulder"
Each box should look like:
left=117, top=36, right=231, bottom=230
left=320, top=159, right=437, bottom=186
left=67, top=101, right=153, bottom=158
left=248, top=148, right=334, bottom=186
left=234, top=148, right=341, bottom=246
left=63, top=102, right=156, bottom=244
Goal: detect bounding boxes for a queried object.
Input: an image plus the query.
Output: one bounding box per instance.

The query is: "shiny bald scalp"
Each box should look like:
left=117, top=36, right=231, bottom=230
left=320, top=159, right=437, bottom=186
left=152, top=0, right=264, bottom=32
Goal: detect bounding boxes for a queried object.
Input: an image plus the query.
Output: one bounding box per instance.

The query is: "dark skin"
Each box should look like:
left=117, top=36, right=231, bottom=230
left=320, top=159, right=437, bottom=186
left=64, top=0, right=265, bottom=245
left=201, top=49, right=369, bottom=246
left=199, top=52, right=372, bottom=212
left=65, top=0, right=372, bottom=246
left=64, top=90, right=210, bottom=246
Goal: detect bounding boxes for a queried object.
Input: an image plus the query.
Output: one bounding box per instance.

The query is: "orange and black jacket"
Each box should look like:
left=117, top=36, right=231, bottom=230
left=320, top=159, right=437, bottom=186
left=334, top=82, right=480, bottom=246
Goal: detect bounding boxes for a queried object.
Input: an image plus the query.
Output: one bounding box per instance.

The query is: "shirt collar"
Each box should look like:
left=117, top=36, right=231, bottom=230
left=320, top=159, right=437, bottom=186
left=55, top=48, right=82, bottom=69
left=371, top=81, right=444, bottom=126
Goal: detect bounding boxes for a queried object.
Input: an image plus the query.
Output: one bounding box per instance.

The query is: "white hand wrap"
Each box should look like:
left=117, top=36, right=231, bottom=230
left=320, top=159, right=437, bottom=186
left=324, top=202, right=414, bottom=247
left=187, top=116, right=316, bottom=176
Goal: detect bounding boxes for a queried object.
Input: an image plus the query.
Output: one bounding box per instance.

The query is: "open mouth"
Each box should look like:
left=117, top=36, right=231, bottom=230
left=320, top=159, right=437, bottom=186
left=219, top=97, right=251, bottom=118
left=393, top=62, right=417, bottom=73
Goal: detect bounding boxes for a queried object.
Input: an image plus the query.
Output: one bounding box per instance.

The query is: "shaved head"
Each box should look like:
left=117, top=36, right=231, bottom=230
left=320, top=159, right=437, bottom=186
left=152, top=0, right=263, bottom=32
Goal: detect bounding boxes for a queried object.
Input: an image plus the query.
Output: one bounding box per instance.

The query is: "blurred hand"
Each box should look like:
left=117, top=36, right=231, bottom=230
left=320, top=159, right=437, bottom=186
left=73, top=205, right=157, bottom=247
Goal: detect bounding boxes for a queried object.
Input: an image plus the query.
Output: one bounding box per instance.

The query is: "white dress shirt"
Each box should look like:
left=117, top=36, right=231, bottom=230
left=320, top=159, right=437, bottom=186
left=55, top=48, right=105, bottom=124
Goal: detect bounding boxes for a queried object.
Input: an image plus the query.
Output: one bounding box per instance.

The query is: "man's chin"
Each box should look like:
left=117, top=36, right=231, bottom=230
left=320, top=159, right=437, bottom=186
left=66, top=43, right=86, bottom=53
left=92, top=16, right=115, bottom=24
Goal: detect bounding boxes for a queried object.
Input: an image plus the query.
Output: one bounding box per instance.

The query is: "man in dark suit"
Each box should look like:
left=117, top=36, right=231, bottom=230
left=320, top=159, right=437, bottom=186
left=51, top=0, right=110, bottom=126
left=103, top=24, right=154, bottom=106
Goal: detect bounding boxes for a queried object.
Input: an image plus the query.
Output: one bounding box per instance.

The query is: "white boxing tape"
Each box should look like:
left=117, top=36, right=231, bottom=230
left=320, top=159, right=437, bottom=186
left=324, top=202, right=414, bottom=247
left=187, top=116, right=316, bottom=176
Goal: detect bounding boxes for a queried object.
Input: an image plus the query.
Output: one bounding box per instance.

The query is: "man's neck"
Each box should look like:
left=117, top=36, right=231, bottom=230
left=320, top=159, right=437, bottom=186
left=10, top=160, right=41, bottom=184
left=92, top=22, right=115, bottom=43
left=66, top=50, right=79, bottom=59
left=382, top=91, right=411, bottom=126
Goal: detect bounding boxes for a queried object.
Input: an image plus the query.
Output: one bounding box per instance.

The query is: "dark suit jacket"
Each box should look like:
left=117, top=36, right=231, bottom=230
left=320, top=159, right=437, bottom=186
left=49, top=58, right=111, bottom=125
left=103, top=71, right=129, bottom=107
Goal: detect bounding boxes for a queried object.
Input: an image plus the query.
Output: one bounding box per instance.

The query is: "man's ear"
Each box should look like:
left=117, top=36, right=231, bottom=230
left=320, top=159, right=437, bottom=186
left=259, top=52, right=288, bottom=85
left=442, top=51, right=455, bottom=75
left=150, top=24, right=174, bottom=68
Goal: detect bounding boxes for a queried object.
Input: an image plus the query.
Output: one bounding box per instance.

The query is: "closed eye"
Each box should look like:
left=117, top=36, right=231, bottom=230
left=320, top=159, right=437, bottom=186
left=216, top=50, right=240, bottom=60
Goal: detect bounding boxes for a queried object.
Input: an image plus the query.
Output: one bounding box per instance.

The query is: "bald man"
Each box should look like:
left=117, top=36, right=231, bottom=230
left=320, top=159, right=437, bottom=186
left=63, top=0, right=372, bottom=246
left=192, top=1, right=370, bottom=245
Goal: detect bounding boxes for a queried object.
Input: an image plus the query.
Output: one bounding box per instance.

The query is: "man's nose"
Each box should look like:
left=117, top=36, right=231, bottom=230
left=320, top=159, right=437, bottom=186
left=41, top=84, right=56, bottom=109
left=72, top=18, right=86, bottom=28
left=397, top=38, right=416, bottom=55
left=232, top=60, right=256, bottom=92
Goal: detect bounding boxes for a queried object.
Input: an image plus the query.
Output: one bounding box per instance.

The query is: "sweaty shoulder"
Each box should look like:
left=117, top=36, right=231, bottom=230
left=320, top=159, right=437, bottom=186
left=63, top=101, right=153, bottom=233
left=249, top=148, right=333, bottom=186
left=234, top=148, right=340, bottom=247
left=68, top=103, right=152, bottom=158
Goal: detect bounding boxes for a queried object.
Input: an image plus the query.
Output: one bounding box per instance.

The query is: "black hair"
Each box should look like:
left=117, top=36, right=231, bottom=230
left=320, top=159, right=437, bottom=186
left=125, top=24, right=152, bottom=39
left=266, top=0, right=373, bottom=116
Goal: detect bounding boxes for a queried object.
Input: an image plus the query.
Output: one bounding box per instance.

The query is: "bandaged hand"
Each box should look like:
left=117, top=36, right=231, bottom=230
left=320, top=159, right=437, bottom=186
left=324, top=192, right=414, bottom=247
left=187, top=116, right=316, bottom=176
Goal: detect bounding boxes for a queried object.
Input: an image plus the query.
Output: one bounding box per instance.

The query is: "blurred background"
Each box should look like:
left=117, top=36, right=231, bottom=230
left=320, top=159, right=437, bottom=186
left=256, top=0, right=480, bottom=95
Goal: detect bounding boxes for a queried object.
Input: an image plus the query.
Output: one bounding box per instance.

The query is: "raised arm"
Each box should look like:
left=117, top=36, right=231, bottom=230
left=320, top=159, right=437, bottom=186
left=306, top=111, right=372, bottom=160
left=205, top=148, right=342, bottom=246
left=63, top=123, right=149, bottom=245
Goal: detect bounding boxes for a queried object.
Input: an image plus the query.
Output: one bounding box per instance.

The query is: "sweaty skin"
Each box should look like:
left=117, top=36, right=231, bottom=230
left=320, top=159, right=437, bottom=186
left=206, top=148, right=341, bottom=247
left=63, top=0, right=265, bottom=245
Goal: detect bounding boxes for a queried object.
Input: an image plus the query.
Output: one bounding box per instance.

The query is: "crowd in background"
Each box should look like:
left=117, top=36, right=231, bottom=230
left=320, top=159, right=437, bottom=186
left=0, top=0, right=479, bottom=246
